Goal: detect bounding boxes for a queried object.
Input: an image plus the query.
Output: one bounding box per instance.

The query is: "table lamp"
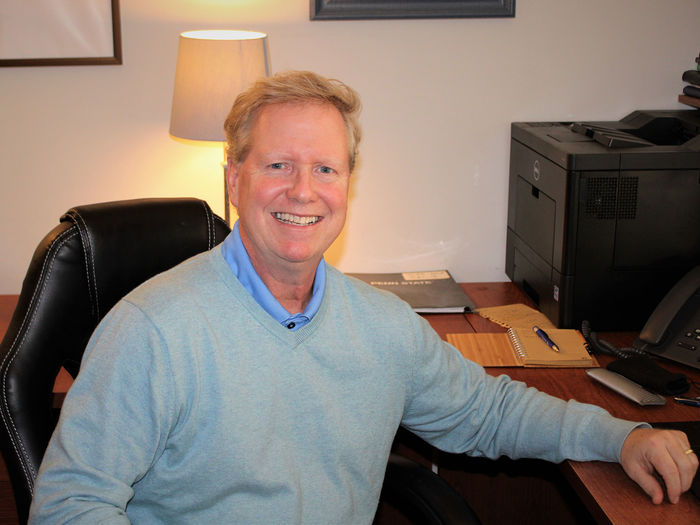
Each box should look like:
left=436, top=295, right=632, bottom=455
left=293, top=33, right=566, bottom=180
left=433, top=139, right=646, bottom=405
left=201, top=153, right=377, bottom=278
left=169, top=29, right=270, bottom=226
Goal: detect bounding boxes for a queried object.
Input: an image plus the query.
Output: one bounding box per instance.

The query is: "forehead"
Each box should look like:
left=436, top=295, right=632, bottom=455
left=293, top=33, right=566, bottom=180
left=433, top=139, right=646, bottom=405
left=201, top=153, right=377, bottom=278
left=251, top=102, right=347, bottom=145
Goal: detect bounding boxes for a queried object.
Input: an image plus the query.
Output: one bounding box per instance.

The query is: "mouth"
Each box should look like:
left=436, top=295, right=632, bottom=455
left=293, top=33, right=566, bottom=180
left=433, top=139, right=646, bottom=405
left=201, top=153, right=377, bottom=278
left=273, top=212, right=321, bottom=226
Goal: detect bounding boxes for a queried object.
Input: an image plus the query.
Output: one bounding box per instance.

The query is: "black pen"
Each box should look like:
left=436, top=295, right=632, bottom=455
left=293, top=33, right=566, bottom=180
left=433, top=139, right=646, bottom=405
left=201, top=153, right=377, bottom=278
left=532, top=325, right=560, bottom=352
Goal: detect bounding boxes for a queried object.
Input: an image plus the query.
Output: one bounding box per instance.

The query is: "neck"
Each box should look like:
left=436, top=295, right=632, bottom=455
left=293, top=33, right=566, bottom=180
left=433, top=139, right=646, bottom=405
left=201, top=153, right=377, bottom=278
left=246, top=250, right=318, bottom=314
left=261, top=269, right=316, bottom=314
left=237, top=225, right=321, bottom=314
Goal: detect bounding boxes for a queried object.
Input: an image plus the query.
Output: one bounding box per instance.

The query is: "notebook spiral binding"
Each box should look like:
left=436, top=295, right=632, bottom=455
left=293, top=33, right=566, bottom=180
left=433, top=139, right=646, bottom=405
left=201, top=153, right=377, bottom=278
left=507, top=328, right=528, bottom=360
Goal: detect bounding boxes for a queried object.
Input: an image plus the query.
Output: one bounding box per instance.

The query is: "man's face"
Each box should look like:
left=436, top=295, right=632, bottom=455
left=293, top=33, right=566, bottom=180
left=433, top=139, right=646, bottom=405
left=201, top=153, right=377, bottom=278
left=227, top=102, right=351, bottom=280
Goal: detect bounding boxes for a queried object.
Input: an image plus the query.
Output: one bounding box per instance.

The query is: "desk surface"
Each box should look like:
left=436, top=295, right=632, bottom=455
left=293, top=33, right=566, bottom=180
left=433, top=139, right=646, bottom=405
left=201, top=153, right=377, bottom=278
left=460, top=284, right=700, bottom=524
left=2, top=286, right=700, bottom=524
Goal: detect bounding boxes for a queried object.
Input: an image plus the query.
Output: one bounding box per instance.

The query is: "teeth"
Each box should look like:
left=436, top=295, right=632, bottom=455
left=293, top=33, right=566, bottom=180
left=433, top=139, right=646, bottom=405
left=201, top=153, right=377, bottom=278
left=274, top=212, right=320, bottom=226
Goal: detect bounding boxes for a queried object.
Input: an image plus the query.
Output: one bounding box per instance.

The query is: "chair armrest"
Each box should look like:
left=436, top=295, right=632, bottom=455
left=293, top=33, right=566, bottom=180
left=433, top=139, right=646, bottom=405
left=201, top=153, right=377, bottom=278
left=381, top=453, right=480, bottom=524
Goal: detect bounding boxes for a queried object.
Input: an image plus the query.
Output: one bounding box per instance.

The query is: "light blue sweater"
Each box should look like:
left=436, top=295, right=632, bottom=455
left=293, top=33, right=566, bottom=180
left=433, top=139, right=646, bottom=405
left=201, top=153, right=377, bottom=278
left=29, top=246, right=639, bottom=524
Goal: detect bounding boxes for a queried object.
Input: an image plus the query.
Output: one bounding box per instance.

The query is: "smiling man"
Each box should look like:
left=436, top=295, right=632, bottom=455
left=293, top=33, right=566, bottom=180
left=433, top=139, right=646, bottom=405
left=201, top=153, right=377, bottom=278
left=29, top=71, right=697, bottom=524
left=226, top=101, right=350, bottom=315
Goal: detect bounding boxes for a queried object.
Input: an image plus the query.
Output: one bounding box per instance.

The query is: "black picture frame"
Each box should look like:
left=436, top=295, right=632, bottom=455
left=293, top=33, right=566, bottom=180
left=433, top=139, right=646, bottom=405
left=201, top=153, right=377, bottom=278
left=310, top=0, right=515, bottom=20
left=0, top=0, right=122, bottom=67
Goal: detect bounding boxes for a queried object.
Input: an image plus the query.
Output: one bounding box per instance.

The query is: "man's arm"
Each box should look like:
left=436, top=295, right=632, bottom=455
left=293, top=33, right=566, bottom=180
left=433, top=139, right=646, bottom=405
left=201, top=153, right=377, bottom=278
left=29, top=301, right=176, bottom=523
left=620, top=427, right=698, bottom=504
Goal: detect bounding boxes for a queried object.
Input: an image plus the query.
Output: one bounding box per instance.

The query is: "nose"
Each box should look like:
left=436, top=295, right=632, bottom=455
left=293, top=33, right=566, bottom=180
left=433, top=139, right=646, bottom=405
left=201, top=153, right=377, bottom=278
left=286, top=167, right=316, bottom=203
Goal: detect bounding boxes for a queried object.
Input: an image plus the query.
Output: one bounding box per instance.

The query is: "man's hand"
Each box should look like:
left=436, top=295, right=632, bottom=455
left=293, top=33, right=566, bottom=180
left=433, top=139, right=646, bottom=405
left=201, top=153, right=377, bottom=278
left=620, top=427, right=698, bottom=504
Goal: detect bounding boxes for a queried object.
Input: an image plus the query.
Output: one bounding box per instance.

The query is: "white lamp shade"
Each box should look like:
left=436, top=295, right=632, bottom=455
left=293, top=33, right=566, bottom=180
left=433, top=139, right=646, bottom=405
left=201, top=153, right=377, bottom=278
left=169, top=30, right=270, bottom=142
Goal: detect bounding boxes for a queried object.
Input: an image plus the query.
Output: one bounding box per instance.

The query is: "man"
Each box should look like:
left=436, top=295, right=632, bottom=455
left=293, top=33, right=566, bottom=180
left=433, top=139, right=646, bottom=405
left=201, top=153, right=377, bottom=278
left=29, top=71, right=697, bottom=523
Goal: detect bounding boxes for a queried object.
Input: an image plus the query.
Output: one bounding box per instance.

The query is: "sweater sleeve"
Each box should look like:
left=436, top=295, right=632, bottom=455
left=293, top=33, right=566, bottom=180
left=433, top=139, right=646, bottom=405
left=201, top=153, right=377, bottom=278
left=29, top=301, right=177, bottom=524
left=400, top=313, right=642, bottom=463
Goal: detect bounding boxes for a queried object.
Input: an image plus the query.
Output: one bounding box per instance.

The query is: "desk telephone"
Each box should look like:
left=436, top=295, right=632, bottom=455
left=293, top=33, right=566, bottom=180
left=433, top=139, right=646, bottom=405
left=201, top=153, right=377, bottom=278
left=583, top=266, right=700, bottom=369
left=633, top=266, right=700, bottom=371
left=581, top=266, right=700, bottom=369
left=583, top=267, right=700, bottom=405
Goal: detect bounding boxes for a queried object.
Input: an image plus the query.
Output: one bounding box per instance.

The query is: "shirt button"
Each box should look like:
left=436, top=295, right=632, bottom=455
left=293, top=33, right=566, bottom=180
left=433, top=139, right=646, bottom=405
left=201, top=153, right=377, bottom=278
left=287, top=322, right=296, bottom=329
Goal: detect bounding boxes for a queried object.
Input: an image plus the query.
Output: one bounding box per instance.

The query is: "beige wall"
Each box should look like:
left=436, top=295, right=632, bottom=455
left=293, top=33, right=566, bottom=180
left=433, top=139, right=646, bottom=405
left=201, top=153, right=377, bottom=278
left=1, top=0, right=698, bottom=293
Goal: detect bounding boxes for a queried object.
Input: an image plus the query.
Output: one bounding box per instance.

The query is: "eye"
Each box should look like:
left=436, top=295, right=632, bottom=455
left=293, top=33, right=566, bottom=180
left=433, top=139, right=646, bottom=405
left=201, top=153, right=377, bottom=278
left=269, top=162, right=286, bottom=170
left=318, top=165, right=335, bottom=175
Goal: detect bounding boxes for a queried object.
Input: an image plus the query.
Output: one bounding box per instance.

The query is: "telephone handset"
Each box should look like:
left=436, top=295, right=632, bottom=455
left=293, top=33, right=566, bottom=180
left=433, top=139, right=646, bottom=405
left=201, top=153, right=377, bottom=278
left=633, top=266, right=700, bottom=370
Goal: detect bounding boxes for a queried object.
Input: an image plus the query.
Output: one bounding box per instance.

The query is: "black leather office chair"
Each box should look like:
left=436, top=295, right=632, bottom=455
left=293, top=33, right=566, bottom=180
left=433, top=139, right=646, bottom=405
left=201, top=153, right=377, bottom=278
left=0, top=198, right=479, bottom=524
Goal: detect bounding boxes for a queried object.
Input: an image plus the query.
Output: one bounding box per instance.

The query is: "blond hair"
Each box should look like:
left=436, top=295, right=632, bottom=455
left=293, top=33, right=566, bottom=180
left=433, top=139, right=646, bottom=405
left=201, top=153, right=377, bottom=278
left=224, top=70, right=362, bottom=172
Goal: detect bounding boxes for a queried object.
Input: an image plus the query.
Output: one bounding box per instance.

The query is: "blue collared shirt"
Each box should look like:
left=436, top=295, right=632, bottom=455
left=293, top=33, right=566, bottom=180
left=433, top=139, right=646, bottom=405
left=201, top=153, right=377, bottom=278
left=220, top=221, right=326, bottom=331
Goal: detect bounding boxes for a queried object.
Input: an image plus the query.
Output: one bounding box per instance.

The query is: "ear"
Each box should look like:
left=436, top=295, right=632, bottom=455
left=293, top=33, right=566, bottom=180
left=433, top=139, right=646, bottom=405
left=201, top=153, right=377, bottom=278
left=226, top=157, right=240, bottom=208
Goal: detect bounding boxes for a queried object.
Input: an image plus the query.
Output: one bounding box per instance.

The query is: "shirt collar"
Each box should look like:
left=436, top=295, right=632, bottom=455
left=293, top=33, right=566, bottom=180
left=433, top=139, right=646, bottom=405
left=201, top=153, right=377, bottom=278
left=221, top=221, right=326, bottom=330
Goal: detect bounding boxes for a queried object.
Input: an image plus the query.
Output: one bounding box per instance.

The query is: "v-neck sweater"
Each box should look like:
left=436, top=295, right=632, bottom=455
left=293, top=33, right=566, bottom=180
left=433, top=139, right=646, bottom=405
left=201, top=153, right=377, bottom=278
left=29, top=245, right=640, bottom=524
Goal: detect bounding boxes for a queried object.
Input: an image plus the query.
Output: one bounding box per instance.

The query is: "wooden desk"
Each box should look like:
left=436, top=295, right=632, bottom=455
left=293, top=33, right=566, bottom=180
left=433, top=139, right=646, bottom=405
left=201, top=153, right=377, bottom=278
left=454, top=284, right=700, bottom=524
left=0, top=295, right=20, bottom=524
left=2, top=287, right=700, bottom=524
left=0, top=296, right=15, bottom=343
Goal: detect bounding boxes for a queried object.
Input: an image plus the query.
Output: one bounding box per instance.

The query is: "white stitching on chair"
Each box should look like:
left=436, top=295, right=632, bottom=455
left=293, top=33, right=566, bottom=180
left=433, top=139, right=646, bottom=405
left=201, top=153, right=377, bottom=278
left=68, top=210, right=100, bottom=320
left=0, top=228, right=80, bottom=491
left=200, top=200, right=214, bottom=249
left=213, top=215, right=228, bottom=244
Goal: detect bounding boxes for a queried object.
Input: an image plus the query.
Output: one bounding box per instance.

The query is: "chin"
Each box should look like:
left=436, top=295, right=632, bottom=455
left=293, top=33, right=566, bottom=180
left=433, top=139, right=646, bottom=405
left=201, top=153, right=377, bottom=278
left=283, top=251, right=323, bottom=265
left=278, top=245, right=327, bottom=265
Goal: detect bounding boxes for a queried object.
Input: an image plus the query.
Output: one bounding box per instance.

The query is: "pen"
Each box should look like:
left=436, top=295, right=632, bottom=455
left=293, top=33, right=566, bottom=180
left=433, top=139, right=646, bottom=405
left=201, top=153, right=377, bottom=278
left=532, top=326, right=560, bottom=352
left=673, top=396, right=700, bottom=407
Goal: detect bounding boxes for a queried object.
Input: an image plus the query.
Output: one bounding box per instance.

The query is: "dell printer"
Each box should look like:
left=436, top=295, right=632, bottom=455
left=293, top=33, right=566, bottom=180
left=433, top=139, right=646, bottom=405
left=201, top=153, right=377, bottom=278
left=505, top=109, right=700, bottom=330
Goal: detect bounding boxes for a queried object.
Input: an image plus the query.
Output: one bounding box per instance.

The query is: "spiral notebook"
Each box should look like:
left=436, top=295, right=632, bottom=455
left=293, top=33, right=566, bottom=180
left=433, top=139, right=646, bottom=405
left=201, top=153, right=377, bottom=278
left=447, top=329, right=596, bottom=368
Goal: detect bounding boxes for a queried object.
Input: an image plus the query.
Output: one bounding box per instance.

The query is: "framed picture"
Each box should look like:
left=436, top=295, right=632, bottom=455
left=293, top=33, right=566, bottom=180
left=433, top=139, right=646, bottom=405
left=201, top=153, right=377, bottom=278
left=310, top=0, right=515, bottom=20
left=0, top=0, right=122, bottom=67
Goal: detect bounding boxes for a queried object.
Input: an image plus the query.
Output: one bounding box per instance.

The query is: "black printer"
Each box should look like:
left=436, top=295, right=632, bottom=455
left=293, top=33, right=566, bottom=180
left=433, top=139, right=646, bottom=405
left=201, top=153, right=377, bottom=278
left=505, top=110, right=700, bottom=330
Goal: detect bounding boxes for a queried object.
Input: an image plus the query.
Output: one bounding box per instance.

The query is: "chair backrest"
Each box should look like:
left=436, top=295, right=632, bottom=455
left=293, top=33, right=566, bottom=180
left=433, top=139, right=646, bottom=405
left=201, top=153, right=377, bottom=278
left=0, top=198, right=230, bottom=523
